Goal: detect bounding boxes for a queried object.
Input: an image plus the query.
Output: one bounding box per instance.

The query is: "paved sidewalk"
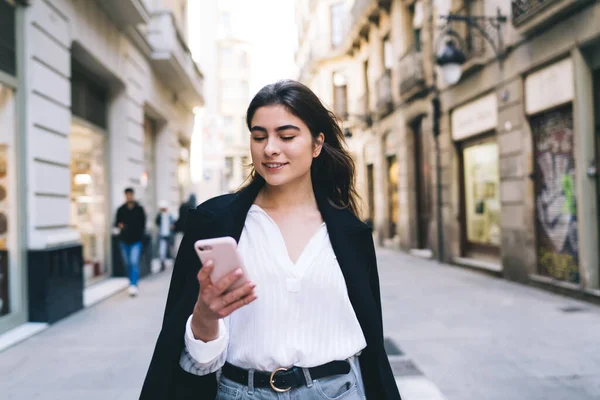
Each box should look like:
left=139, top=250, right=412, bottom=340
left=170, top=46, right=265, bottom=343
left=0, top=249, right=599, bottom=400
left=378, top=248, right=600, bottom=400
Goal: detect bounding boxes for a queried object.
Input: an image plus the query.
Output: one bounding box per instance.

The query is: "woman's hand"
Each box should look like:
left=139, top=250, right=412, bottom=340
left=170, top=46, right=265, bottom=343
left=190, top=260, right=257, bottom=341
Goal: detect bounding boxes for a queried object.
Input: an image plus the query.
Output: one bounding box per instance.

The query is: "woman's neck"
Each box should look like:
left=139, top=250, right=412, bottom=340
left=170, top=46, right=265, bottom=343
left=256, top=174, right=317, bottom=212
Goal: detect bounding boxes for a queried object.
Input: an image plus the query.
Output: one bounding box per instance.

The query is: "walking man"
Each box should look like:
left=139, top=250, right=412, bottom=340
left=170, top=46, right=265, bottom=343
left=115, top=187, right=146, bottom=297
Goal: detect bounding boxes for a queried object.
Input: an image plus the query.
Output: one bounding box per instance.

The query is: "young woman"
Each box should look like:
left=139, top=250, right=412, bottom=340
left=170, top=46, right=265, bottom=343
left=141, top=80, right=401, bottom=400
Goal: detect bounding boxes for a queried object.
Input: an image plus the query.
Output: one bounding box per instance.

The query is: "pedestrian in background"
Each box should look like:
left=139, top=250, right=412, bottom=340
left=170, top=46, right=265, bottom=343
left=174, top=193, right=197, bottom=252
left=114, top=187, right=146, bottom=297
left=141, top=80, right=401, bottom=399
left=155, top=200, right=175, bottom=271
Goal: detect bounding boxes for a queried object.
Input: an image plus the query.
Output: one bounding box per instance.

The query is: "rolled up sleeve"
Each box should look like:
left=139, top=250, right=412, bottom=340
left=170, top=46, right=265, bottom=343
left=179, top=315, right=228, bottom=375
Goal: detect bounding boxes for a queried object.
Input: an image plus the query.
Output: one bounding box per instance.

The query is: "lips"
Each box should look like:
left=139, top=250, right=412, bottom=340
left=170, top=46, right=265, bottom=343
left=262, top=162, right=288, bottom=170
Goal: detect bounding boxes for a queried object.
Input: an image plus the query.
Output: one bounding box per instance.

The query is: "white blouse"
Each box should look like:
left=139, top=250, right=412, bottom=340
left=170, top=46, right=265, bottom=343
left=179, top=204, right=366, bottom=375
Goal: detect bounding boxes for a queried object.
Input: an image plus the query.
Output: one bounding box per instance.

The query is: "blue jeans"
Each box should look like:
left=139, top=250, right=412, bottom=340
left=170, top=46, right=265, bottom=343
left=119, top=241, right=142, bottom=286
left=215, top=356, right=366, bottom=400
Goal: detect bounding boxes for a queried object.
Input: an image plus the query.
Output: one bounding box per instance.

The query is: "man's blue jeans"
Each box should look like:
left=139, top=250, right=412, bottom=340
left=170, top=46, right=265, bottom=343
left=120, top=241, right=142, bottom=286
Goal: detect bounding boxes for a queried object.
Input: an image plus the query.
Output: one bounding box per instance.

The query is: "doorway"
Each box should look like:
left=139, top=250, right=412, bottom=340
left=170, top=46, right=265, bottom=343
left=367, top=164, right=375, bottom=227
left=387, top=155, right=399, bottom=238
left=70, top=119, right=109, bottom=286
left=412, top=117, right=431, bottom=248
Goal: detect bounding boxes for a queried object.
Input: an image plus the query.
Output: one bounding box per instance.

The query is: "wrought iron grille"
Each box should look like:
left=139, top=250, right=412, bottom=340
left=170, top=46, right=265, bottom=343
left=512, top=0, right=562, bottom=26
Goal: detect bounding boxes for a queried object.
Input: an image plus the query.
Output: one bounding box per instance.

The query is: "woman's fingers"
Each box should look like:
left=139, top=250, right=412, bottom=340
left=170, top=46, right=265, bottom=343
left=218, top=292, right=258, bottom=317
left=213, top=268, right=244, bottom=295
left=197, top=260, right=214, bottom=289
left=222, top=281, right=256, bottom=306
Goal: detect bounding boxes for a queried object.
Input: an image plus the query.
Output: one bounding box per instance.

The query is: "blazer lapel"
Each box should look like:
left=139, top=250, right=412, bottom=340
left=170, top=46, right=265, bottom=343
left=196, top=180, right=263, bottom=242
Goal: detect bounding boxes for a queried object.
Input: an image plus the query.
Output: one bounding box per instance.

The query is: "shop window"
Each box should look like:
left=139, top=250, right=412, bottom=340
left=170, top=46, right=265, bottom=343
left=70, top=121, right=108, bottom=285
left=0, top=84, right=14, bottom=317
left=462, top=140, right=500, bottom=249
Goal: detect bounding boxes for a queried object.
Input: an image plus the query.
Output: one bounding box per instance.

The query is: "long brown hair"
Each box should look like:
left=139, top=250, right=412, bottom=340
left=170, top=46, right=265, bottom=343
left=245, top=80, right=361, bottom=216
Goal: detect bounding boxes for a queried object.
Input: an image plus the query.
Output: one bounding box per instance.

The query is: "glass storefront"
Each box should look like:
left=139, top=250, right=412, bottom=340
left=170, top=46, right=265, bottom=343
left=0, top=84, right=14, bottom=317
left=70, top=120, right=108, bottom=286
left=462, top=140, right=501, bottom=250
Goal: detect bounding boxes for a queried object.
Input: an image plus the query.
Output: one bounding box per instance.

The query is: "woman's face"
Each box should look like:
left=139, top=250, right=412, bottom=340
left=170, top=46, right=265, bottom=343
left=250, top=105, right=323, bottom=188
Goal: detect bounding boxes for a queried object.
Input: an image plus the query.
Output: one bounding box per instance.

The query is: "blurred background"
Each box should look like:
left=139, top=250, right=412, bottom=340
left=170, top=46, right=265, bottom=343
left=1, top=1, right=600, bottom=399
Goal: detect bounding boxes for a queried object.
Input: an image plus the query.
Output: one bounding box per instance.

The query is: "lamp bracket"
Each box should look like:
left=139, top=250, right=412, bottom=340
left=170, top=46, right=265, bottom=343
left=438, top=7, right=507, bottom=61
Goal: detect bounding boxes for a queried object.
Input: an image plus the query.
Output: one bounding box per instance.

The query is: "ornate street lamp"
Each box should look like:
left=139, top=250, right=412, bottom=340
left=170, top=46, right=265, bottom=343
left=435, top=8, right=507, bottom=85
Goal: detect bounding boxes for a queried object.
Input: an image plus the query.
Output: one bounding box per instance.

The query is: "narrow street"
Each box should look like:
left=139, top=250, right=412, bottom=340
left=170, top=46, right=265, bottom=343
left=1, top=249, right=599, bottom=400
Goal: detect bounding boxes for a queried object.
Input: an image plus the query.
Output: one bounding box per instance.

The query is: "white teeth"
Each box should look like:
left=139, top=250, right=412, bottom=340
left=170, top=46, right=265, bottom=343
left=265, top=163, right=284, bottom=168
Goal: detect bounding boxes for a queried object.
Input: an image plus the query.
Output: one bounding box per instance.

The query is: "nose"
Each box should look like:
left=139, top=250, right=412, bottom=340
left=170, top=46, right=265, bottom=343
left=264, top=137, right=280, bottom=156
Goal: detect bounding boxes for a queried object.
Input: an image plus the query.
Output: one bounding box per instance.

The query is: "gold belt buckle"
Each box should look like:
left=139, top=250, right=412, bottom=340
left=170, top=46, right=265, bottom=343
left=269, top=367, right=292, bottom=393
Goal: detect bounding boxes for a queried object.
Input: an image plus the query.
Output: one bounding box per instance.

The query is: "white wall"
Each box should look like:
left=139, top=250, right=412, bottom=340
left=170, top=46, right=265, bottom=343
left=23, top=0, right=194, bottom=248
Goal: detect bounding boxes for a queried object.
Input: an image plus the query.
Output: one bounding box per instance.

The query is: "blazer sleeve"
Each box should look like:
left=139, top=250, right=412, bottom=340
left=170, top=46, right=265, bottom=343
left=140, top=209, right=219, bottom=400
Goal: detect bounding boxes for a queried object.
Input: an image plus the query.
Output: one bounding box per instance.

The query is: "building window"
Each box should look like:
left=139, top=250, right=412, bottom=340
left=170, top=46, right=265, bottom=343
left=239, top=50, right=248, bottom=68
left=220, top=12, right=231, bottom=35
left=411, top=1, right=423, bottom=52
left=383, top=37, right=393, bottom=70
left=220, top=47, right=233, bottom=67
left=333, top=72, right=348, bottom=119
left=241, top=81, right=249, bottom=100
left=223, top=116, right=234, bottom=143
left=330, top=2, right=345, bottom=48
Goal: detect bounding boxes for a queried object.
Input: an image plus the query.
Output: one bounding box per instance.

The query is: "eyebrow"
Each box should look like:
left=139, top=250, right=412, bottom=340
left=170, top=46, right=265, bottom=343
left=250, top=124, right=301, bottom=133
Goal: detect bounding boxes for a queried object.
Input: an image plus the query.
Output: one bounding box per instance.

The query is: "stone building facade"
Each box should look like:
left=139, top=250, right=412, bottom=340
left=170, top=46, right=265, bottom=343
left=0, top=0, right=203, bottom=337
left=297, top=0, right=600, bottom=300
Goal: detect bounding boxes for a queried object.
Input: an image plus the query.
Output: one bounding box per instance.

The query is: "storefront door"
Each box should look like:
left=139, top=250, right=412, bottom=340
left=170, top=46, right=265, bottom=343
left=412, top=117, right=431, bottom=248
left=459, top=136, right=500, bottom=257
left=70, top=120, right=108, bottom=286
left=531, top=105, right=579, bottom=283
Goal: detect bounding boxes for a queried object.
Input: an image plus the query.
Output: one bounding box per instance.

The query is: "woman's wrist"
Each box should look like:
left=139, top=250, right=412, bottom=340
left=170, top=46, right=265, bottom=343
left=191, top=304, right=220, bottom=342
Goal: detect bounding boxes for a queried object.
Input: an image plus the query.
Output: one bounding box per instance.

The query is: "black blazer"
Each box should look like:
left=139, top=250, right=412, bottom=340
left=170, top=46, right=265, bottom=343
left=140, top=181, right=401, bottom=400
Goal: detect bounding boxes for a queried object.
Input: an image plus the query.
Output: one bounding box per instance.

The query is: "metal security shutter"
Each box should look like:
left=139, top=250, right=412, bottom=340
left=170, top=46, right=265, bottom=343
left=0, top=0, right=16, bottom=76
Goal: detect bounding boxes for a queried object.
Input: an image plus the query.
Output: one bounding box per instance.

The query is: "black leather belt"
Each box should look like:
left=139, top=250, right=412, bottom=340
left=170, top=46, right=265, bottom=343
left=221, top=360, right=351, bottom=393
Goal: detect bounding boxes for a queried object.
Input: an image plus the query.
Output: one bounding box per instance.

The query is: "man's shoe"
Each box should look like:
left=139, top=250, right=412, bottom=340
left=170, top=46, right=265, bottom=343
left=128, top=285, right=139, bottom=297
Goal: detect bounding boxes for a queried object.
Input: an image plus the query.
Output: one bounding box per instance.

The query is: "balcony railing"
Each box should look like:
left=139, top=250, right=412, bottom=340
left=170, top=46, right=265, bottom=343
left=356, top=92, right=373, bottom=127
left=398, top=46, right=426, bottom=98
left=512, top=0, right=562, bottom=25
left=376, top=69, right=393, bottom=117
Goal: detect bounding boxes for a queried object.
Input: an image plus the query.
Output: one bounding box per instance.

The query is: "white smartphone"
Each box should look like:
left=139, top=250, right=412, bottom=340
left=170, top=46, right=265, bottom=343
left=194, top=236, right=250, bottom=292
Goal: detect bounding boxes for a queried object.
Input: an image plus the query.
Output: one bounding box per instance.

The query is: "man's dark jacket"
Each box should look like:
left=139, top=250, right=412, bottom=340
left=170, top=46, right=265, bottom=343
left=115, top=202, right=146, bottom=244
left=140, top=180, right=401, bottom=399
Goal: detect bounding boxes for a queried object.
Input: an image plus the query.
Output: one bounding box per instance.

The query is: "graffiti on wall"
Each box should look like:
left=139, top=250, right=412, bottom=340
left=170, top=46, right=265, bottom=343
left=532, top=106, right=579, bottom=283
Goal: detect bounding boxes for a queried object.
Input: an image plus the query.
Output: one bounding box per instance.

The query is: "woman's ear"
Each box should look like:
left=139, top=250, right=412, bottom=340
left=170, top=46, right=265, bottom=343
left=313, top=133, right=325, bottom=157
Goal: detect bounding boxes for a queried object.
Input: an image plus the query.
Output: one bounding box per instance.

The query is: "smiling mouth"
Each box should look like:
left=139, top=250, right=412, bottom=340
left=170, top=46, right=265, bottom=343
left=263, top=162, right=288, bottom=170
